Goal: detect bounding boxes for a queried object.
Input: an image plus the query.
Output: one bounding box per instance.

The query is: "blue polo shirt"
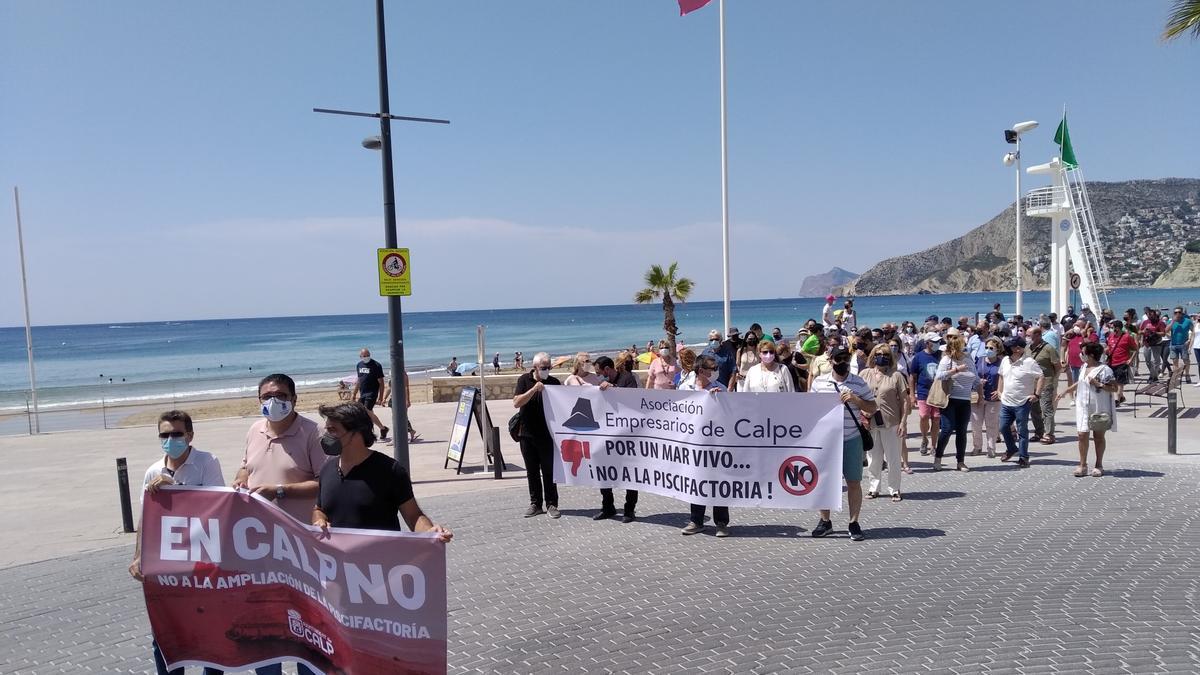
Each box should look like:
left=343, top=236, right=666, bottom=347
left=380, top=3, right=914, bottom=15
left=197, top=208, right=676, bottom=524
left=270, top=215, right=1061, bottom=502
left=909, top=350, right=941, bottom=400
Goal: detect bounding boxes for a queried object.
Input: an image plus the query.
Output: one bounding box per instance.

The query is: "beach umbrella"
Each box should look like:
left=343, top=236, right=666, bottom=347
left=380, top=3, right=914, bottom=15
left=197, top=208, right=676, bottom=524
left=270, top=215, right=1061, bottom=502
left=551, top=355, right=572, bottom=369
left=637, top=351, right=654, bottom=364
left=455, top=362, right=478, bottom=375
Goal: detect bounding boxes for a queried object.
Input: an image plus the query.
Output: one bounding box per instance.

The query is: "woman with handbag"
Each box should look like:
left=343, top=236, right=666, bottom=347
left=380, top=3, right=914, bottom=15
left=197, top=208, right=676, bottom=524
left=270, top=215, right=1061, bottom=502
left=1056, top=342, right=1118, bottom=477
left=932, top=334, right=980, bottom=472
left=860, top=344, right=909, bottom=501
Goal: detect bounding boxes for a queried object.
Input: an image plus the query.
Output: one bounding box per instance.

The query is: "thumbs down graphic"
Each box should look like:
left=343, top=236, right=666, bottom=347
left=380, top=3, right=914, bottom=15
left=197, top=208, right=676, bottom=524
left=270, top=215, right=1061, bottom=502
left=559, top=439, right=591, bottom=477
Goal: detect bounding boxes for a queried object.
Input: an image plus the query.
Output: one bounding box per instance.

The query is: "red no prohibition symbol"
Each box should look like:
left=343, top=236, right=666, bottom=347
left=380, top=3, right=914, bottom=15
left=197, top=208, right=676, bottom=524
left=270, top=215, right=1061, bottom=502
left=778, top=455, right=818, bottom=496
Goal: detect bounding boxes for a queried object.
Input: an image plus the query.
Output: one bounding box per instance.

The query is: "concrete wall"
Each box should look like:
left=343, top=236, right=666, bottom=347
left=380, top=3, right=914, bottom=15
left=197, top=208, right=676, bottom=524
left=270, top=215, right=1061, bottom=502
left=431, top=370, right=650, bottom=402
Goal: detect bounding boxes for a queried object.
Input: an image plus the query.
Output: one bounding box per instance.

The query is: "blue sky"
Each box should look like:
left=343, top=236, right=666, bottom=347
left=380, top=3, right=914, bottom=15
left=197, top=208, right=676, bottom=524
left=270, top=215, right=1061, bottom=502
left=2, top=0, right=1197, bottom=326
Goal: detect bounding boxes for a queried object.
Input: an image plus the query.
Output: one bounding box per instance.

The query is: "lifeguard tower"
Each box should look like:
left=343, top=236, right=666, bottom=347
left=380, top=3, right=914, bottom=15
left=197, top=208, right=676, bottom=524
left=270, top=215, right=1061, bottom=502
left=1023, top=116, right=1111, bottom=317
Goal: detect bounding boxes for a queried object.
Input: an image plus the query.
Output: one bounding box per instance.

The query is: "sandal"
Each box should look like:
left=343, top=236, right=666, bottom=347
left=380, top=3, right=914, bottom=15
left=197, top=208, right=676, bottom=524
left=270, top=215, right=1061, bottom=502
left=1073, top=466, right=1088, bottom=478
left=1091, top=467, right=1103, bottom=477
left=902, top=466, right=914, bottom=475
left=891, top=492, right=903, bottom=502
left=865, top=491, right=879, bottom=499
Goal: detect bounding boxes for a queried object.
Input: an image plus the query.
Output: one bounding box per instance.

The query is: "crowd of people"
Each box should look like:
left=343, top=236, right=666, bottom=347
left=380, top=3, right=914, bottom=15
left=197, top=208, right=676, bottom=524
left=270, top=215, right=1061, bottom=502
left=511, top=296, right=1199, bottom=541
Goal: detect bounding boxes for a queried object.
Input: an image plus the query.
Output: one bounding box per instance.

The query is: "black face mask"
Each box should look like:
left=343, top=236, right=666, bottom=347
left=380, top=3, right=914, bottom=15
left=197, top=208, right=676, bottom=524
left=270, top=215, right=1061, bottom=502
left=832, top=361, right=851, bottom=376
left=320, top=433, right=343, bottom=456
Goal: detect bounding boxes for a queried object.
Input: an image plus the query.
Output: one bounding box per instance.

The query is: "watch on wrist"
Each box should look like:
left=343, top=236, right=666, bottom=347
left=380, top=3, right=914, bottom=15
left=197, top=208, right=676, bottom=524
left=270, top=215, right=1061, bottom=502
left=275, top=484, right=285, bottom=500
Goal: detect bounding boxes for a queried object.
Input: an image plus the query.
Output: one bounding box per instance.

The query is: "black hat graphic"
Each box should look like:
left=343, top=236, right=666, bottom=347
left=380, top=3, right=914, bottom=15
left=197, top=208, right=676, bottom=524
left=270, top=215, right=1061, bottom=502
left=562, top=398, right=599, bottom=431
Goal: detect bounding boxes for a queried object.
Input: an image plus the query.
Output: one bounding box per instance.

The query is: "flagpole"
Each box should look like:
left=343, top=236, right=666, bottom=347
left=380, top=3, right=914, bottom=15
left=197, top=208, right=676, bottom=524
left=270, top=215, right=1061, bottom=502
left=718, top=0, right=732, bottom=336
left=13, top=187, right=40, bottom=434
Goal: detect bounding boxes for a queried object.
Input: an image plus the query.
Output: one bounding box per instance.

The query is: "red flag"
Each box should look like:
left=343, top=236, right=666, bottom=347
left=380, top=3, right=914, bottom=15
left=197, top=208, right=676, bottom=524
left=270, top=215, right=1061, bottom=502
left=678, top=0, right=713, bottom=15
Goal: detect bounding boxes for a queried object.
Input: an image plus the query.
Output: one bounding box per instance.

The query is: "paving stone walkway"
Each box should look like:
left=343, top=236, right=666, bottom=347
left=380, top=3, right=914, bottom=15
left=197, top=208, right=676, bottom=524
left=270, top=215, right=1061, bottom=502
left=2, top=454, right=1198, bottom=674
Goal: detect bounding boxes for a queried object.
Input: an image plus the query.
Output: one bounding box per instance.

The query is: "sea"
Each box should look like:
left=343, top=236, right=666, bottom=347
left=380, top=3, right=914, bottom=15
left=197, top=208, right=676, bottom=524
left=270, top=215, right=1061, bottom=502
left=3, top=288, right=1199, bottom=420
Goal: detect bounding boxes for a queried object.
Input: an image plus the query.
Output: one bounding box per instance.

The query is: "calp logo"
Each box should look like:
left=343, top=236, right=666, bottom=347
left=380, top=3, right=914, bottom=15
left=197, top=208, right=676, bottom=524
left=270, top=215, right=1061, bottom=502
left=559, top=397, right=599, bottom=476
left=287, top=609, right=335, bottom=655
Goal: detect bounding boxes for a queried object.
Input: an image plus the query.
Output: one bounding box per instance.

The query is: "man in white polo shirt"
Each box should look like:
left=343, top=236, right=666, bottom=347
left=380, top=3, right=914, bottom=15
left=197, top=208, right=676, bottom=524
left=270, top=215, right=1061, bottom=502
left=128, top=409, right=225, bottom=675
left=997, top=336, right=1044, bottom=468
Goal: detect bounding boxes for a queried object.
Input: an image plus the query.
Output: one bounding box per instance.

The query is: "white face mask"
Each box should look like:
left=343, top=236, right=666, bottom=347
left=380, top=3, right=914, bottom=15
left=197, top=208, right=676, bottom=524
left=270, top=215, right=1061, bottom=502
left=534, top=368, right=550, bottom=381
left=262, top=397, right=293, bottom=422
left=659, top=349, right=670, bottom=357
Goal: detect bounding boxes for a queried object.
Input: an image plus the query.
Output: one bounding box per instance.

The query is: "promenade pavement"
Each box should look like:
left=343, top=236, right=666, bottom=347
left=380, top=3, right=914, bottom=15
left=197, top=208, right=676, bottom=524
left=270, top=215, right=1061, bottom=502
left=0, top=397, right=1198, bottom=672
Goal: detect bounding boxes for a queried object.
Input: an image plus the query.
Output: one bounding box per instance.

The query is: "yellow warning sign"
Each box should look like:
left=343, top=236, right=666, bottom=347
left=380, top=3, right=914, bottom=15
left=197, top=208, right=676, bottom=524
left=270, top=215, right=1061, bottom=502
left=378, top=248, right=411, bottom=296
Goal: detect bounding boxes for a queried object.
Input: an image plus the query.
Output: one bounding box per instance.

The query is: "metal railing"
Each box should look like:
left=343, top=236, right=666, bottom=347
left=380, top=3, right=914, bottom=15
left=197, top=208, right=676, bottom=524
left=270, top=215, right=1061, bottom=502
left=1025, top=185, right=1069, bottom=213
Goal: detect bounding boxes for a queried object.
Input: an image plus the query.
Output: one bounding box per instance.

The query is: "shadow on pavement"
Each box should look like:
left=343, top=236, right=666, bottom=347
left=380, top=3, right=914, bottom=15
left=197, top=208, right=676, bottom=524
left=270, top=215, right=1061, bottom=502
left=1104, top=468, right=1166, bottom=479
left=863, top=526, right=946, bottom=540
left=895, top=491, right=966, bottom=500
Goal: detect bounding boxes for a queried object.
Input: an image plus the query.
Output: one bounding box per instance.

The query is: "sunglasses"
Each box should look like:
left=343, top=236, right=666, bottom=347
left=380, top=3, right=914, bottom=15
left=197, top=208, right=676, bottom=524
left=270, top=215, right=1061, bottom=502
left=158, top=431, right=186, bottom=439
left=259, top=392, right=291, bottom=402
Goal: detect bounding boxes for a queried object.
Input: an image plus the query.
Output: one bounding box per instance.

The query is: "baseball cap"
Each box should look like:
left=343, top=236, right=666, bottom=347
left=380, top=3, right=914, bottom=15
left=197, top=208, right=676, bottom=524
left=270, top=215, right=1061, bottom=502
left=830, top=346, right=851, bottom=360
left=825, top=294, right=836, bottom=303
left=1006, top=336, right=1027, bottom=349
left=923, top=332, right=942, bottom=342
left=945, top=327, right=961, bottom=337
left=708, top=329, right=721, bottom=340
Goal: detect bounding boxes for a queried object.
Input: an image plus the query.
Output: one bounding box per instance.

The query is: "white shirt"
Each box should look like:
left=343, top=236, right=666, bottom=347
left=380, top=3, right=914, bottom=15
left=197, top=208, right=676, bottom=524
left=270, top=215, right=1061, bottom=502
left=141, top=447, right=225, bottom=505
left=742, top=363, right=795, bottom=393
left=998, top=355, right=1042, bottom=407
left=822, top=302, right=834, bottom=327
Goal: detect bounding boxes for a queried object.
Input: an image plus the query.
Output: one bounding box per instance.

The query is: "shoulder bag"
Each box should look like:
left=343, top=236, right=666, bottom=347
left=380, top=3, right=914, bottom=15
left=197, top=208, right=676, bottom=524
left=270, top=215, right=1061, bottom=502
left=1083, top=367, right=1113, bottom=433
left=925, top=373, right=951, bottom=409
left=833, top=381, right=874, bottom=452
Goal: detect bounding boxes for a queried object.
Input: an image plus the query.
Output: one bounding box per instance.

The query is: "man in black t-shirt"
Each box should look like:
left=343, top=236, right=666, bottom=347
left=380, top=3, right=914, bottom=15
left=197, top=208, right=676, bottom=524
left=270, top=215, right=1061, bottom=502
left=592, top=356, right=640, bottom=522
left=352, top=348, right=389, bottom=441
left=313, top=403, right=451, bottom=540
left=512, top=352, right=562, bottom=519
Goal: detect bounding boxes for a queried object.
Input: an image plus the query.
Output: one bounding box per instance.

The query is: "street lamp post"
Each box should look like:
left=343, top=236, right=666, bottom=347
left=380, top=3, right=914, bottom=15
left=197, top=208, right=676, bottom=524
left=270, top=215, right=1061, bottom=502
left=314, top=0, right=448, bottom=470
left=1003, top=120, right=1038, bottom=318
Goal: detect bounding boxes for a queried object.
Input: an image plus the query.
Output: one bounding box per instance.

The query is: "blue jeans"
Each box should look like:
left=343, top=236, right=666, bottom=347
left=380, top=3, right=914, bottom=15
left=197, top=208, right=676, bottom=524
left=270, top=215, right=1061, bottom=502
left=152, top=641, right=222, bottom=675
left=999, top=401, right=1032, bottom=459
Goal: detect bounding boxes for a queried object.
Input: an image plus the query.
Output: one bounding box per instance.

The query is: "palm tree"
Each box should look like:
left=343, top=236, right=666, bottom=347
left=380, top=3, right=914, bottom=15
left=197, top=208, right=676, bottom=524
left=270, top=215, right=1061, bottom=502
left=1164, top=0, right=1200, bottom=41
left=634, top=262, right=695, bottom=356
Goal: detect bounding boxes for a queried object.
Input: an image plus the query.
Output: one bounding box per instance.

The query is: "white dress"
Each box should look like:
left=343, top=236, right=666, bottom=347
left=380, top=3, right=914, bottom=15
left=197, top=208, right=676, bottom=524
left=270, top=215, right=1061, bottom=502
left=1075, top=364, right=1117, bottom=433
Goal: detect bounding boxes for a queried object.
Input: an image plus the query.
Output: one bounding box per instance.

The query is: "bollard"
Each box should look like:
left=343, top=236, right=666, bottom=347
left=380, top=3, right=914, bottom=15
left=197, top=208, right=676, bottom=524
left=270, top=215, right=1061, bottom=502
left=116, top=457, right=135, bottom=533
left=1167, top=391, right=1177, bottom=455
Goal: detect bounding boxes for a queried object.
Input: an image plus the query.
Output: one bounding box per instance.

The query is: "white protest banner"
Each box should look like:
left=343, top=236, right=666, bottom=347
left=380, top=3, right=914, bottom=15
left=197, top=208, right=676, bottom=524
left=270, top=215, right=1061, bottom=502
left=543, top=387, right=845, bottom=510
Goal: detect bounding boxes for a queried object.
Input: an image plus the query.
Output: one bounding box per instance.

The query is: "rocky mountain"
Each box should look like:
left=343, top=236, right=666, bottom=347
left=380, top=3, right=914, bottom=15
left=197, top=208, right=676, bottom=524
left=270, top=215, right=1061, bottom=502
left=799, top=267, right=859, bottom=297
left=1154, top=245, right=1200, bottom=288
left=840, top=178, right=1200, bottom=296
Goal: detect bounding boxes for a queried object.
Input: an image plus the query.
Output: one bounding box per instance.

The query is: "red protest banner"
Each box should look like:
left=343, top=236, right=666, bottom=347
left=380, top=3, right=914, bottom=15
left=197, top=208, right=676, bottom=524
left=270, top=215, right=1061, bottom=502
left=141, top=487, right=447, bottom=674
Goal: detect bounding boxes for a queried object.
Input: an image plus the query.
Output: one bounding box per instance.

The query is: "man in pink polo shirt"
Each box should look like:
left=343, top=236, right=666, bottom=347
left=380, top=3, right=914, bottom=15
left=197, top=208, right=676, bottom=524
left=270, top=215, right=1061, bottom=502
left=231, top=373, right=327, bottom=523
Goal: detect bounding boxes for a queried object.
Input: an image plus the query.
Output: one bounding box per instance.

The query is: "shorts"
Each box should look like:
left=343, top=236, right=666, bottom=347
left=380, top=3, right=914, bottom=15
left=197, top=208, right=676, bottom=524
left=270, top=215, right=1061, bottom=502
left=1169, top=344, right=1188, bottom=360
left=917, top=399, right=942, bottom=419
left=842, top=433, right=864, bottom=482
left=359, top=393, right=378, bottom=409
left=1111, top=364, right=1130, bottom=385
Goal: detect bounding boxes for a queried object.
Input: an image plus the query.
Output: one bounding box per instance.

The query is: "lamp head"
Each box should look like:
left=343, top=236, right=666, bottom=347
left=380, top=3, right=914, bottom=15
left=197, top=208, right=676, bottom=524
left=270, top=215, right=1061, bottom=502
left=1003, top=152, right=1017, bottom=167
left=1011, top=120, right=1039, bottom=135
left=361, top=136, right=382, bottom=150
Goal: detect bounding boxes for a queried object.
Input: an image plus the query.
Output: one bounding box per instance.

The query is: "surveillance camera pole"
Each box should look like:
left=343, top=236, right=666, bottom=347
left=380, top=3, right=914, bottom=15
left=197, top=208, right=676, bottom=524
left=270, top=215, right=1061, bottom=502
left=314, top=0, right=448, bottom=471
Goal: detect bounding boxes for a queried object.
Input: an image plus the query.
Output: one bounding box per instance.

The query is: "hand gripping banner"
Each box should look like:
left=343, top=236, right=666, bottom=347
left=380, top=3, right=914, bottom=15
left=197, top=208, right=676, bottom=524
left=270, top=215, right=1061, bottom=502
left=544, top=388, right=845, bottom=510
left=141, top=487, right=447, bottom=674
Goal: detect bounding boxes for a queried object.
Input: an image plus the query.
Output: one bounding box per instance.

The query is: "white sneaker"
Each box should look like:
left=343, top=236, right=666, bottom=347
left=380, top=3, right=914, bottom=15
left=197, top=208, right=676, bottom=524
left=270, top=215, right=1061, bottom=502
left=1192, top=382, right=1200, bottom=388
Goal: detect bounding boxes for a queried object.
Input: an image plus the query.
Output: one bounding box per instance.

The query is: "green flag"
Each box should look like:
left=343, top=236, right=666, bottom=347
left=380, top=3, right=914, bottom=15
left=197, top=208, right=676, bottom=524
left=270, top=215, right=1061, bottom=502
left=1054, top=116, right=1078, bottom=168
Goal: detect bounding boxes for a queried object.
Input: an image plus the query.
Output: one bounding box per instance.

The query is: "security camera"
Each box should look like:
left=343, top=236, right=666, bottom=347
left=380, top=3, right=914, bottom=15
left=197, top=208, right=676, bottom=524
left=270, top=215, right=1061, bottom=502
left=1003, top=152, right=1017, bottom=166
left=1011, top=120, right=1039, bottom=135
left=361, top=136, right=382, bottom=150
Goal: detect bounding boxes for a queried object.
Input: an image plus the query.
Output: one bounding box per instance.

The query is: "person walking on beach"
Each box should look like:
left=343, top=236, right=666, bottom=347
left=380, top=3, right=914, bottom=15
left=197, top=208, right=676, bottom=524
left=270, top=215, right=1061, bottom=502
left=932, top=334, right=979, bottom=472
left=909, top=333, right=943, bottom=457
left=352, top=348, right=389, bottom=442
left=861, top=345, right=908, bottom=501
left=678, top=354, right=730, bottom=536
left=513, top=353, right=560, bottom=518
left=130, top=410, right=225, bottom=675
left=593, top=355, right=640, bottom=522
left=313, top=403, right=452, bottom=539
left=822, top=294, right=836, bottom=327
left=233, top=374, right=326, bottom=522
left=972, top=338, right=1004, bottom=458
left=1056, top=342, right=1119, bottom=478
left=1167, top=307, right=1194, bottom=384
left=809, top=347, right=876, bottom=541
left=1027, top=327, right=1060, bottom=445
left=841, top=299, right=858, bottom=332
left=493, top=352, right=501, bottom=374
left=997, top=337, right=1043, bottom=468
